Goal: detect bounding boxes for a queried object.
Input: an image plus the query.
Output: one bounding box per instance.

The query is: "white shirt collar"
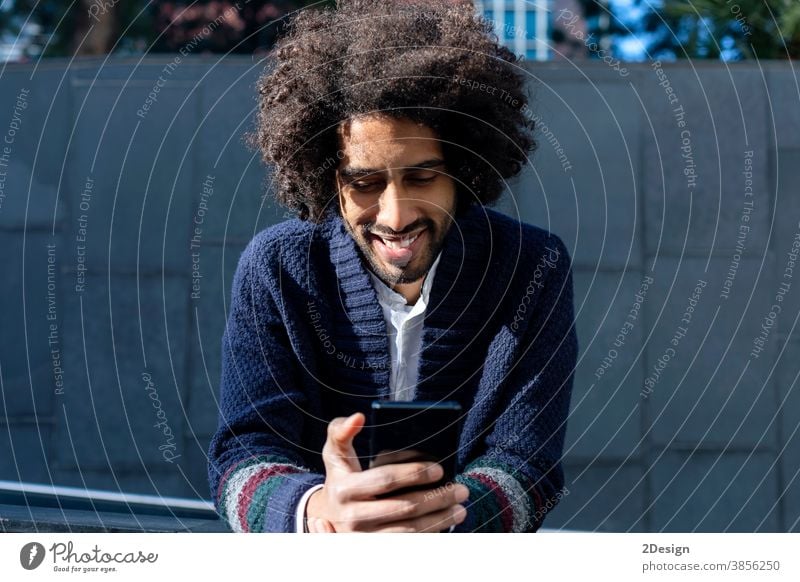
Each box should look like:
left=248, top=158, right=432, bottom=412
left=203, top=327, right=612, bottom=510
left=367, top=251, right=442, bottom=308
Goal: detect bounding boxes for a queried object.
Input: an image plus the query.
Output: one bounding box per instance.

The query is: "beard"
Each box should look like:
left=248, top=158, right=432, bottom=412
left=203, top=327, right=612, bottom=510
left=343, top=214, right=452, bottom=287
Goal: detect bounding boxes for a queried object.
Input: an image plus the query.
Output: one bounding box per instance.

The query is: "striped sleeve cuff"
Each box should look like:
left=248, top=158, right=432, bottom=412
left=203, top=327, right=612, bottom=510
left=216, top=455, right=325, bottom=532
left=453, top=458, right=543, bottom=533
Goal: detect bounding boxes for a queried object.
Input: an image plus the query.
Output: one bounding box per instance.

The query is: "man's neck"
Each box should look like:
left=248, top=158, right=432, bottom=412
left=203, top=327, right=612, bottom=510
left=391, top=279, right=424, bottom=305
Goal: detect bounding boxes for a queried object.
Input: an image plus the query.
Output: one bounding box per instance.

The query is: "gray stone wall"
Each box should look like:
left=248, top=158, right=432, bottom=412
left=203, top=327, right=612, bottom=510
left=0, top=56, right=797, bottom=531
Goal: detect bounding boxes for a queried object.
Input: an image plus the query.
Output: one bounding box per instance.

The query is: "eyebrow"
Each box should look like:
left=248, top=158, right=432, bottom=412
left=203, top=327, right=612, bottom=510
left=337, top=158, right=446, bottom=179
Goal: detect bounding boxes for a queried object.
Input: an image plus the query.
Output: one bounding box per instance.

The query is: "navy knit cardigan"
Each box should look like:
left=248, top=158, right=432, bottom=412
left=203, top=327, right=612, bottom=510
left=208, top=203, right=578, bottom=532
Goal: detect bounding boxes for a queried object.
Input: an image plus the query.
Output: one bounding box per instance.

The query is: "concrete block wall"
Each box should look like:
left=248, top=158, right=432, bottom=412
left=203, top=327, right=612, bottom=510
left=513, top=62, right=798, bottom=532
left=0, top=57, right=797, bottom=531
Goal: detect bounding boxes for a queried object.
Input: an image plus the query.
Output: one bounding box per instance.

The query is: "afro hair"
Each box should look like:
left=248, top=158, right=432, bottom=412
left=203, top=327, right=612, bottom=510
left=250, top=0, right=536, bottom=222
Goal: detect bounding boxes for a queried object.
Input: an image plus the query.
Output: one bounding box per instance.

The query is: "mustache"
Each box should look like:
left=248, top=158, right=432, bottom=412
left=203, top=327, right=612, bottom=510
left=362, top=218, right=435, bottom=238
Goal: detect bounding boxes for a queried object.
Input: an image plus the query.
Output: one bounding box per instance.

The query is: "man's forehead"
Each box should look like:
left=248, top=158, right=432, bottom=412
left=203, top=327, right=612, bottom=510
left=337, top=115, right=443, bottom=168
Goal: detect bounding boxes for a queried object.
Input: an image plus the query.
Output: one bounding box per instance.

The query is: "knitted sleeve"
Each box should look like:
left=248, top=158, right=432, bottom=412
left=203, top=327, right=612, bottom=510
left=453, top=235, right=578, bottom=532
left=207, top=234, right=324, bottom=532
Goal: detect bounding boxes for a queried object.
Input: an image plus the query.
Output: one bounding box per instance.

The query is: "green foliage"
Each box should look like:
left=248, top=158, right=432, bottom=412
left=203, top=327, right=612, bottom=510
left=656, top=0, right=800, bottom=58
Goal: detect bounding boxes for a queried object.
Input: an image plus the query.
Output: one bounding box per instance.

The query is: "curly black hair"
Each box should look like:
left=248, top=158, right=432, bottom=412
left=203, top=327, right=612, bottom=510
left=250, top=0, right=536, bottom=223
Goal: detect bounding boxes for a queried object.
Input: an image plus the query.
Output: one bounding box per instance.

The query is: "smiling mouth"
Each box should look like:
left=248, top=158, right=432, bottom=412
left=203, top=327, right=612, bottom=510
left=368, top=228, right=427, bottom=267
left=370, top=230, right=424, bottom=249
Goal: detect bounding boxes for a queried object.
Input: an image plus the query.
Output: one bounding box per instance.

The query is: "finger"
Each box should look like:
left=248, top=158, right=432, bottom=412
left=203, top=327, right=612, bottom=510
left=373, top=504, right=467, bottom=533
left=340, top=482, right=469, bottom=527
left=308, top=517, right=336, bottom=533
left=369, top=448, right=427, bottom=469
left=384, top=482, right=469, bottom=518
left=323, top=413, right=365, bottom=473
left=340, top=461, right=442, bottom=501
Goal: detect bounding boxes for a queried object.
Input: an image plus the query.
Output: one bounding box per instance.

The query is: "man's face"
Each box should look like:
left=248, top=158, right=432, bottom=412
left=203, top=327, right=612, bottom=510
left=335, top=115, right=457, bottom=288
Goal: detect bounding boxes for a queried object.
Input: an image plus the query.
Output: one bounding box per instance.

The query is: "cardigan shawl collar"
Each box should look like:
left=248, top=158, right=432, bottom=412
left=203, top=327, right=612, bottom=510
left=322, top=203, right=494, bottom=407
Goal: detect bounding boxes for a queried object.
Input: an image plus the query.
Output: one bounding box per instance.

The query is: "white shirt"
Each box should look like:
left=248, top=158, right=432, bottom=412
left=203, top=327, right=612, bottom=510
left=295, top=252, right=443, bottom=531
left=367, top=250, right=442, bottom=401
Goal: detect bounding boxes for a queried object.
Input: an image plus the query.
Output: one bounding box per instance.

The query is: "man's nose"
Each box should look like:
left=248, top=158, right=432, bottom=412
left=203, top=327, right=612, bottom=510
left=375, top=179, right=416, bottom=233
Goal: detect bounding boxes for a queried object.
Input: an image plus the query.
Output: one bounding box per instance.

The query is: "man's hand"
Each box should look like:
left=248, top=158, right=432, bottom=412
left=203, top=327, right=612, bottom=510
left=305, top=412, right=469, bottom=532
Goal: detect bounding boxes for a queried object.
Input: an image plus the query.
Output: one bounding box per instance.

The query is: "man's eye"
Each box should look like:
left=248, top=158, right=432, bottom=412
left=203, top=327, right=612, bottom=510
left=407, top=175, right=436, bottom=185
left=350, top=181, right=383, bottom=193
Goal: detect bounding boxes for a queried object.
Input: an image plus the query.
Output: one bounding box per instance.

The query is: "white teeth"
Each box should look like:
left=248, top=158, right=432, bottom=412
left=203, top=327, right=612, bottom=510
left=381, top=232, right=419, bottom=249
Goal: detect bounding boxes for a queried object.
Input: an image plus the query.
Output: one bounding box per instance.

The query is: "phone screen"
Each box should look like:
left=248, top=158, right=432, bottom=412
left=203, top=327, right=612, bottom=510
left=367, top=400, right=463, bottom=497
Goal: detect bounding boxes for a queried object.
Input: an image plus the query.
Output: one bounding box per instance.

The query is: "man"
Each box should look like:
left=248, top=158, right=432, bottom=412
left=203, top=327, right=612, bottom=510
left=208, top=0, right=578, bottom=533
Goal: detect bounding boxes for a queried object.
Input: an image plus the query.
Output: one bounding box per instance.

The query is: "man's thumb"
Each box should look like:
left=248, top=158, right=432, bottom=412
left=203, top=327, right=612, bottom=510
left=325, top=412, right=365, bottom=472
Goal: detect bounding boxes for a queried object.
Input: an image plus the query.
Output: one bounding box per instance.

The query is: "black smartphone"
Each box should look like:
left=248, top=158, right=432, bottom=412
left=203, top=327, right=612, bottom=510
left=368, top=400, right=463, bottom=497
